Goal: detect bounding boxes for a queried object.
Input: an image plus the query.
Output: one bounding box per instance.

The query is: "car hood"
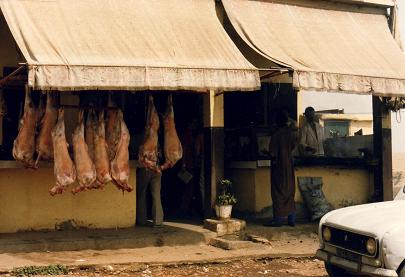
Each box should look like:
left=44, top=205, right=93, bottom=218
left=322, top=200, right=405, bottom=237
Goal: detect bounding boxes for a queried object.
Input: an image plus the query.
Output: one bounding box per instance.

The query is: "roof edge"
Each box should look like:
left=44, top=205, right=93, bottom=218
left=328, top=0, right=394, bottom=7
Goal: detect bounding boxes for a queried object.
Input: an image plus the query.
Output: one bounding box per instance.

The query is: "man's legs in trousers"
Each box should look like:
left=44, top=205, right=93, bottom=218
left=150, top=171, right=164, bottom=225
left=136, top=168, right=150, bottom=226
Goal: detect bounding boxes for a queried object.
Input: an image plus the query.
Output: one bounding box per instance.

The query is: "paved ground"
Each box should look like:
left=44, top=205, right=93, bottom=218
left=2, top=258, right=328, bottom=276
left=91, top=258, right=327, bottom=277
left=0, top=221, right=321, bottom=275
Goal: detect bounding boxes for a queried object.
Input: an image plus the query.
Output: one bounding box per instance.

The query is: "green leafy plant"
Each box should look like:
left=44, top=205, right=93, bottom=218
left=12, top=265, right=68, bottom=276
left=216, top=179, right=237, bottom=206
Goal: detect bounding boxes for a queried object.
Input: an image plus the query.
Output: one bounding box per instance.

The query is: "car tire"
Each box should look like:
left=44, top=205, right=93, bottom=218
left=324, top=262, right=354, bottom=277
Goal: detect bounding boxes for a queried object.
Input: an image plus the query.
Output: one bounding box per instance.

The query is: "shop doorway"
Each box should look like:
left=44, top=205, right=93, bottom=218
left=150, top=93, right=205, bottom=220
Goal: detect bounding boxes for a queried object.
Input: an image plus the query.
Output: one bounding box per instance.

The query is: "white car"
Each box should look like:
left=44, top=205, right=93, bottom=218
left=316, top=186, right=405, bottom=277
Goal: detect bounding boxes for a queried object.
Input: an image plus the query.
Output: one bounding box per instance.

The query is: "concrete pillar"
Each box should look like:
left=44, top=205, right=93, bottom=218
left=372, top=96, right=393, bottom=201
left=203, top=89, right=224, bottom=217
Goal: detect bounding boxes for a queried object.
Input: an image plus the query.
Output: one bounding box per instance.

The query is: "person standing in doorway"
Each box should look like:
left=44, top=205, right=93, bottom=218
left=299, top=106, right=325, bottom=156
left=178, top=119, right=204, bottom=217
left=281, top=106, right=298, bottom=131
left=264, top=111, right=297, bottom=227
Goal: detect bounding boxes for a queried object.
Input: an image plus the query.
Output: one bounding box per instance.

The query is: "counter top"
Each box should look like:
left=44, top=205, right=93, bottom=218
left=227, top=156, right=376, bottom=169
left=294, top=156, right=375, bottom=167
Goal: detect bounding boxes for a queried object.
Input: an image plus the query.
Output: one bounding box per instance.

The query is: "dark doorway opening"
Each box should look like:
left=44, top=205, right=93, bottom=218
left=146, top=93, right=205, bottom=221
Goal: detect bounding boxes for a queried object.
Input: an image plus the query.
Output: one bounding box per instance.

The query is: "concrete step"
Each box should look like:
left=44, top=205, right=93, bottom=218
left=203, top=219, right=246, bottom=236
left=0, top=221, right=216, bottom=253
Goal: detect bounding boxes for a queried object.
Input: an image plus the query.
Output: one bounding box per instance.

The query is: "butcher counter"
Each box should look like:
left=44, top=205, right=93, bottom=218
left=225, top=157, right=375, bottom=219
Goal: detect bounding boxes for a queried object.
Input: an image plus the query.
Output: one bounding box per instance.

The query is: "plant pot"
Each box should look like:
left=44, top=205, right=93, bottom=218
left=215, top=205, right=233, bottom=219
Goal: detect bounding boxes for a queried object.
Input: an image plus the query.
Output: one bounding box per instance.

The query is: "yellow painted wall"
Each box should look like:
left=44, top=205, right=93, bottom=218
left=0, top=167, right=136, bottom=233
left=229, top=169, right=256, bottom=212
left=254, top=168, right=270, bottom=212
left=229, top=166, right=372, bottom=213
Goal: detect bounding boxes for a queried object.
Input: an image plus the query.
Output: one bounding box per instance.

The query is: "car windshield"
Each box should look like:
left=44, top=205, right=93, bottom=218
left=394, top=185, right=405, bottom=200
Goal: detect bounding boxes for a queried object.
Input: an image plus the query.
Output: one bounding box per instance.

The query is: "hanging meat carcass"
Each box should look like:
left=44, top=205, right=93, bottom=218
left=161, top=95, right=182, bottom=171
left=106, top=109, right=120, bottom=161
left=139, top=95, right=161, bottom=173
left=13, top=88, right=37, bottom=169
left=91, top=111, right=112, bottom=189
left=105, top=94, right=120, bottom=161
left=35, top=93, right=57, bottom=166
left=111, top=110, right=132, bottom=192
left=36, top=93, right=46, bottom=128
left=50, top=109, right=76, bottom=196
left=85, top=110, right=96, bottom=161
left=71, top=110, right=97, bottom=194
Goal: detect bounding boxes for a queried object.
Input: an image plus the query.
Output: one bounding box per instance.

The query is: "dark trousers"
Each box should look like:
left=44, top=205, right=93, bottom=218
left=136, top=167, right=163, bottom=225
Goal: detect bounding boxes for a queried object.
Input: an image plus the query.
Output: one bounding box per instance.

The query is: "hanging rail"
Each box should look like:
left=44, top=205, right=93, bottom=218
left=0, top=65, right=26, bottom=88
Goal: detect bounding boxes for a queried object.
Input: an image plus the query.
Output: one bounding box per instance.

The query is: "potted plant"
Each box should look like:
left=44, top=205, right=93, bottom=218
left=215, top=179, right=237, bottom=219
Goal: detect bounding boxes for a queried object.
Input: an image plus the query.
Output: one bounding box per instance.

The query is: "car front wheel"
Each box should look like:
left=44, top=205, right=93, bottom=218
left=324, top=262, right=354, bottom=277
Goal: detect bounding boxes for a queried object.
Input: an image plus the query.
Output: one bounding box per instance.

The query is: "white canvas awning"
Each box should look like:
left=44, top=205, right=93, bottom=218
left=0, top=0, right=260, bottom=92
left=223, top=0, right=405, bottom=96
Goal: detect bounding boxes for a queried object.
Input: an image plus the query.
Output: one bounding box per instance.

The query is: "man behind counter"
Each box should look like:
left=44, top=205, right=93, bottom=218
left=299, top=107, right=325, bottom=156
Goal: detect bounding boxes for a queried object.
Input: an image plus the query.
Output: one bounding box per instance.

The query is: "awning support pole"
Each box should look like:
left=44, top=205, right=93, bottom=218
left=372, top=97, right=393, bottom=201
left=203, top=89, right=225, bottom=218
left=372, top=5, right=396, bottom=201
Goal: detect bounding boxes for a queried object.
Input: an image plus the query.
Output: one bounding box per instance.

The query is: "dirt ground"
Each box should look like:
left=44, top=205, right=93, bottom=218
left=43, top=257, right=327, bottom=277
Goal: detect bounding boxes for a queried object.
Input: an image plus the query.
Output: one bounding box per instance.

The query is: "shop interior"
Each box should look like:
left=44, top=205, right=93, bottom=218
left=224, top=83, right=297, bottom=162
left=224, top=81, right=374, bottom=165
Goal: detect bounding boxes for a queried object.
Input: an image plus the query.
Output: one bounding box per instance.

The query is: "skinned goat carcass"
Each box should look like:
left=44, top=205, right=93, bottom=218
left=161, top=95, right=182, bottom=171
left=50, top=109, right=76, bottom=196
left=138, top=95, right=160, bottom=173
left=71, top=110, right=97, bottom=194
left=13, top=88, right=37, bottom=169
left=36, top=93, right=46, bottom=127
left=35, top=93, right=57, bottom=166
left=91, top=111, right=112, bottom=189
left=85, top=110, right=96, bottom=161
left=111, top=110, right=132, bottom=192
left=106, top=109, right=120, bottom=161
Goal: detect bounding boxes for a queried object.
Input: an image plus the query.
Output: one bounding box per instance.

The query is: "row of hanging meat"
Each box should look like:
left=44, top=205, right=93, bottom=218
left=138, top=95, right=183, bottom=173
left=12, top=91, right=183, bottom=196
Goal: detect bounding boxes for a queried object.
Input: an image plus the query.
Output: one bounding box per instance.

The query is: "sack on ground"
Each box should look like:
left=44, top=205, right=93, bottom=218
left=298, top=177, right=332, bottom=221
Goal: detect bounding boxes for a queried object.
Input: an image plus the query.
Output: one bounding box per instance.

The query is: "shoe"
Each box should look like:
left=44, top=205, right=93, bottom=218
left=287, top=221, right=295, bottom=227
left=153, top=224, right=164, bottom=228
left=287, top=213, right=296, bottom=227
left=263, top=221, right=282, bottom=227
